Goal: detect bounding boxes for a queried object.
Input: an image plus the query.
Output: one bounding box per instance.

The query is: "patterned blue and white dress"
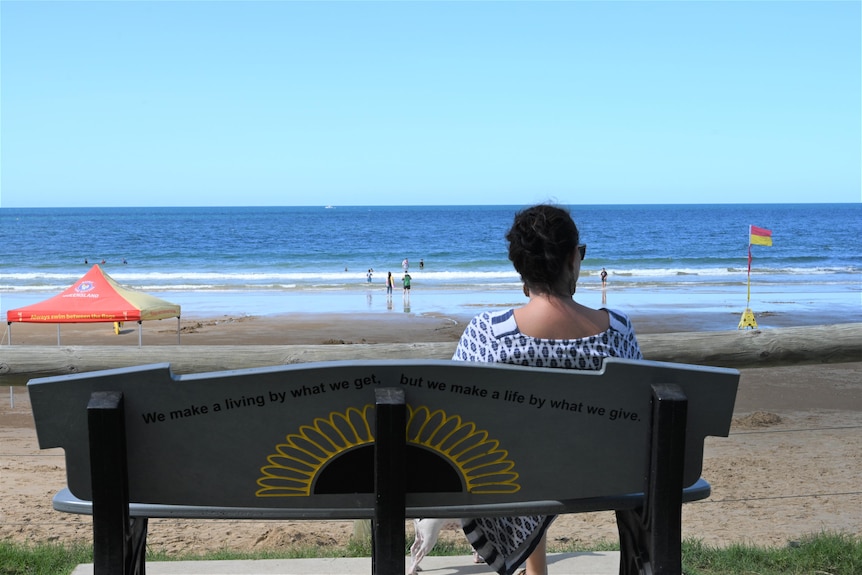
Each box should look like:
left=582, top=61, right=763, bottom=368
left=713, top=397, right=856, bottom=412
left=452, top=307, right=643, bottom=575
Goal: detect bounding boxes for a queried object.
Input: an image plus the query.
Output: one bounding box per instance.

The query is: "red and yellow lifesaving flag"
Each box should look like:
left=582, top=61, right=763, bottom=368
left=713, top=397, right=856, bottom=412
left=749, top=225, right=773, bottom=246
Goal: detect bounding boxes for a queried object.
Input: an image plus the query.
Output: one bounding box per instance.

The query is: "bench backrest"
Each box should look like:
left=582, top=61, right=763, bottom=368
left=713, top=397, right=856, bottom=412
left=29, top=358, right=738, bottom=515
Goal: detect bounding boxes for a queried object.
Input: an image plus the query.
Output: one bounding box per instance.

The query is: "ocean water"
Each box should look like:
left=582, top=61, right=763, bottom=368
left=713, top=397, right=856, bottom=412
left=1, top=204, right=860, bottom=324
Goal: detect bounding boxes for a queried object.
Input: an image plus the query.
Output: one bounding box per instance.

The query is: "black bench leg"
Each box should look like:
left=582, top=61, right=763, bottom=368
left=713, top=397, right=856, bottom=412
left=129, top=517, right=148, bottom=575
left=89, top=391, right=147, bottom=575
left=373, top=388, right=407, bottom=575
left=616, top=384, right=687, bottom=575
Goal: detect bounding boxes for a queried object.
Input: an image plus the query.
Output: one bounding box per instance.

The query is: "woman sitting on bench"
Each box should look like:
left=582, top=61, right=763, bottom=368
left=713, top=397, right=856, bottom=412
left=452, top=204, right=643, bottom=575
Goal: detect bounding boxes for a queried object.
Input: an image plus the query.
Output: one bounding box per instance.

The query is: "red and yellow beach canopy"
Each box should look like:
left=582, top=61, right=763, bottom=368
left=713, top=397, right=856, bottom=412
left=6, top=265, right=180, bottom=324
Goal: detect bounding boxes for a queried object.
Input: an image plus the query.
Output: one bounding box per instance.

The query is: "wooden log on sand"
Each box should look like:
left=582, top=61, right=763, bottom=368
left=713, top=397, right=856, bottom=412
left=2, top=323, right=861, bottom=384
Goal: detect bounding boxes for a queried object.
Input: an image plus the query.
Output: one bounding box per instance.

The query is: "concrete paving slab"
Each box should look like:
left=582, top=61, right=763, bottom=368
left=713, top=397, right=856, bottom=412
left=71, top=551, right=620, bottom=575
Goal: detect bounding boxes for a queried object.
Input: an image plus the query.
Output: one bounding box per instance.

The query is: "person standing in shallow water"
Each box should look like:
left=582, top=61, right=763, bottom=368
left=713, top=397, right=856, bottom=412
left=402, top=271, right=411, bottom=300
left=452, top=204, right=643, bottom=575
left=385, top=271, right=394, bottom=298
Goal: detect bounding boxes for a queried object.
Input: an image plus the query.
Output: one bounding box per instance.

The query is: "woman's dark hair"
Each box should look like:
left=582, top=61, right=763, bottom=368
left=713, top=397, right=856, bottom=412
left=506, top=204, right=579, bottom=297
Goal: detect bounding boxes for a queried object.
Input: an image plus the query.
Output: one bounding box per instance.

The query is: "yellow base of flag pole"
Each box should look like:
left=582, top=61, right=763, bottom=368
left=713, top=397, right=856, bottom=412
left=738, top=308, right=758, bottom=329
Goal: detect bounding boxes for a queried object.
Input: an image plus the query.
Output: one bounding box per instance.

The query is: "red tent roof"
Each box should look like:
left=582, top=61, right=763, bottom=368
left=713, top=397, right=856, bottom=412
left=6, top=265, right=181, bottom=324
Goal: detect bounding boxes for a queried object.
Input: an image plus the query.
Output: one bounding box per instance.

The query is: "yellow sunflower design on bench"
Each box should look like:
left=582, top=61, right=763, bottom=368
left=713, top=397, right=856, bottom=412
left=256, top=404, right=520, bottom=497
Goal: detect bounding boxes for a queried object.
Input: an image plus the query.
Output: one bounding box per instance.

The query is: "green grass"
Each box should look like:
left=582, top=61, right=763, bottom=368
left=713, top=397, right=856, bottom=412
left=2, top=532, right=859, bottom=575
left=681, top=532, right=862, bottom=575
left=0, top=541, right=90, bottom=575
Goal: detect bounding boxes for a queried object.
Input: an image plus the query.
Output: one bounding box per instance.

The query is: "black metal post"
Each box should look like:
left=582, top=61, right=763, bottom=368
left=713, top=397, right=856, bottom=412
left=373, top=388, right=407, bottom=575
left=616, top=383, right=688, bottom=575
left=647, top=383, right=687, bottom=573
left=88, top=391, right=131, bottom=575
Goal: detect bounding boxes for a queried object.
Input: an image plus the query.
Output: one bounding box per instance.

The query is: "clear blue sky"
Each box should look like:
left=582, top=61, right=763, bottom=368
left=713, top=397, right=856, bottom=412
left=2, top=1, right=860, bottom=207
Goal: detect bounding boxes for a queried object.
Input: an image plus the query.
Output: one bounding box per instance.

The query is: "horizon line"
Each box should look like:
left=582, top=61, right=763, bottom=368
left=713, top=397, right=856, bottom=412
left=2, top=201, right=860, bottom=210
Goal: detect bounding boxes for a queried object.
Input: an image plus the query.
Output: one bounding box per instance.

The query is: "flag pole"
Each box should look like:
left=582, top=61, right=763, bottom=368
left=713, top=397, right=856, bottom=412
left=739, top=227, right=758, bottom=329
left=746, top=244, right=751, bottom=305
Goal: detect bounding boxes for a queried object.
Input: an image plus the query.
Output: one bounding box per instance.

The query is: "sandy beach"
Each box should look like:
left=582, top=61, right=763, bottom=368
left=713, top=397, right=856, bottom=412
left=4, top=297, right=862, bottom=348
left=1, top=311, right=860, bottom=557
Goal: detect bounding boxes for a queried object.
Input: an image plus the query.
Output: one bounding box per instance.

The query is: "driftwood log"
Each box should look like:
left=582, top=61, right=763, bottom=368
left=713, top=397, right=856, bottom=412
left=2, top=323, right=861, bottom=385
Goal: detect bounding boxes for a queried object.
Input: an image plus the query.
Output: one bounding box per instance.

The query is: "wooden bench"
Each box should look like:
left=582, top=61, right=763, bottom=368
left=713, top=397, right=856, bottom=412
left=28, top=358, right=738, bottom=575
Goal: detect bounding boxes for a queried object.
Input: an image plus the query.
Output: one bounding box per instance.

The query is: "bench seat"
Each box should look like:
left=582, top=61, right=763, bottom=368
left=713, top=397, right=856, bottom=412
left=53, top=477, right=712, bottom=519
left=29, top=358, right=738, bottom=575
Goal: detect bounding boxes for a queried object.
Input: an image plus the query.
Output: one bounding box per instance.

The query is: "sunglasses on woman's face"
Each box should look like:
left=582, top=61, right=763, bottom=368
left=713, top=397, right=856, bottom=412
left=578, top=244, right=587, bottom=260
